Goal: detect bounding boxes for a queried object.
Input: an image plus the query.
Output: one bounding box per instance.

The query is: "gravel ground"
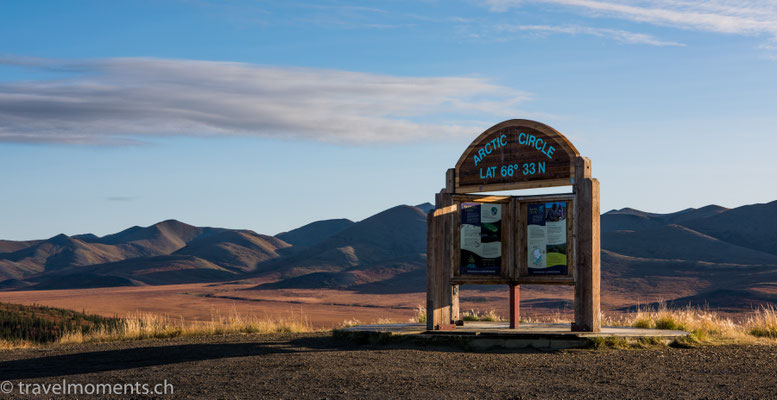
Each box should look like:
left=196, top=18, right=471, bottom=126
left=0, top=332, right=775, bottom=399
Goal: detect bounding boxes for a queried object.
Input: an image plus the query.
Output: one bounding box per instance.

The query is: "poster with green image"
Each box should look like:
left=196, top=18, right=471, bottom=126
left=527, top=201, right=568, bottom=275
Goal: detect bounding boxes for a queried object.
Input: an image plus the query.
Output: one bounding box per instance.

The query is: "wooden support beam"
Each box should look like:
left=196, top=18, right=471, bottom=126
left=451, top=284, right=460, bottom=323
left=446, top=168, right=455, bottom=194
left=509, top=284, right=520, bottom=329
left=573, top=157, right=601, bottom=332
left=426, top=211, right=436, bottom=331
left=426, top=193, right=455, bottom=330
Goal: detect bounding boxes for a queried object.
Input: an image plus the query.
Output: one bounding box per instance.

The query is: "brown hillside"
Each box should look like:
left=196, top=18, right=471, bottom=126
left=682, top=200, right=777, bottom=255
left=275, top=219, right=353, bottom=249
left=602, top=224, right=777, bottom=265
left=255, top=205, right=426, bottom=280
left=174, top=230, right=290, bottom=273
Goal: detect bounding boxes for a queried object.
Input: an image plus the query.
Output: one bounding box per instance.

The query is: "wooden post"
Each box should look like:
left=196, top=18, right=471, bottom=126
left=426, top=210, right=436, bottom=330
left=451, top=284, right=460, bottom=323
left=509, top=284, right=520, bottom=329
left=573, top=157, right=601, bottom=332
left=426, top=191, right=455, bottom=330
left=447, top=168, right=459, bottom=325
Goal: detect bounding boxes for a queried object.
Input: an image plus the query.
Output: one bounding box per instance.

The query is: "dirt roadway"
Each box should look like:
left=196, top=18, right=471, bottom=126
left=0, top=333, right=775, bottom=399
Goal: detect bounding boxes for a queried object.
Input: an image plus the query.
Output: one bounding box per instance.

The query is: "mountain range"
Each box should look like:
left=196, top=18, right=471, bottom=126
left=1, top=200, right=776, bottom=311
left=0, top=204, right=430, bottom=292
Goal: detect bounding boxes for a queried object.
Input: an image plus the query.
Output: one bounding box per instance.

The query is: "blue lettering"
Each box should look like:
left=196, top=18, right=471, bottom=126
left=546, top=146, right=555, bottom=159
left=500, top=134, right=507, bottom=147
left=485, top=142, right=492, bottom=154
left=535, top=137, right=544, bottom=151
left=474, top=154, right=481, bottom=165
left=478, top=148, right=486, bottom=160
left=480, top=167, right=486, bottom=179
left=527, top=134, right=537, bottom=148
left=518, top=132, right=527, bottom=144
left=538, top=162, right=545, bottom=173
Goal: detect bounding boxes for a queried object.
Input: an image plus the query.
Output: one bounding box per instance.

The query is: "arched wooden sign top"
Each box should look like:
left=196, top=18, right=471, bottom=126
left=455, top=119, right=580, bottom=193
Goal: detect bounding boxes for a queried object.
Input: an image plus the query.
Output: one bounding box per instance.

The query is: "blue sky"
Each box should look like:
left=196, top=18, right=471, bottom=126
left=1, top=0, right=776, bottom=240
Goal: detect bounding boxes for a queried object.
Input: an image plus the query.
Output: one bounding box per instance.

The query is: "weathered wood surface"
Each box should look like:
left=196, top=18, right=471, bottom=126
left=426, top=209, right=436, bottom=330
left=450, top=276, right=510, bottom=285
left=451, top=284, right=460, bottom=322
left=572, top=157, right=601, bottom=332
left=452, top=194, right=511, bottom=203
left=509, top=284, right=520, bottom=329
left=455, top=119, right=580, bottom=193
left=427, top=194, right=456, bottom=330
left=446, top=168, right=455, bottom=193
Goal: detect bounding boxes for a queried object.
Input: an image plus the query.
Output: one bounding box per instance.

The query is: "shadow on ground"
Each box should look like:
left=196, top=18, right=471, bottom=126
left=0, top=334, right=547, bottom=380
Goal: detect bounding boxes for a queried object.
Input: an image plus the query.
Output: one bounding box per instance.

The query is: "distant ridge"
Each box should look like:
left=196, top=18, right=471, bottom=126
left=275, top=219, right=354, bottom=250
left=414, top=202, right=434, bottom=214
left=602, top=205, right=728, bottom=232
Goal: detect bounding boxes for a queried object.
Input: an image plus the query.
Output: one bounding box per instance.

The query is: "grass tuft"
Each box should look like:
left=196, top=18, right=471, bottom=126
left=745, top=306, right=777, bottom=338
left=413, top=305, right=427, bottom=323
left=460, top=309, right=504, bottom=322
left=339, top=318, right=362, bottom=328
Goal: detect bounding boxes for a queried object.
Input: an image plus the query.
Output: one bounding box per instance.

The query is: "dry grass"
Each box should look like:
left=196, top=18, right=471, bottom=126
left=413, top=305, right=426, bottom=323
left=58, top=309, right=313, bottom=345
left=338, top=318, right=362, bottom=328
left=0, top=339, right=35, bottom=350
left=518, top=309, right=571, bottom=324
left=602, top=305, right=746, bottom=344
left=517, top=305, right=777, bottom=346
left=744, top=306, right=777, bottom=339
left=461, top=309, right=504, bottom=322
left=338, top=316, right=404, bottom=328
left=603, top=305, right=777, bottom=345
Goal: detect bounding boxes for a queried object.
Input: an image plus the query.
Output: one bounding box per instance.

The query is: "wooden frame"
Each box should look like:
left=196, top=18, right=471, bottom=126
left=515, top=194, right=576, bottom=285
left=451, top=194, right=513, bottom=285
left=449, top=193, right=576, bottom=286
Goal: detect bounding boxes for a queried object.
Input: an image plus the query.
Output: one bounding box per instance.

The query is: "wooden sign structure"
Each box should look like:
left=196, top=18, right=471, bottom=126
left=427, top=119, right=601, bottom=332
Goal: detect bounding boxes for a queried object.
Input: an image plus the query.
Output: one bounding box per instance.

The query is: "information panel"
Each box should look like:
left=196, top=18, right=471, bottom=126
left=460, top=202, right=502, bottom=275
left=527, top=201, right=568, bottom=275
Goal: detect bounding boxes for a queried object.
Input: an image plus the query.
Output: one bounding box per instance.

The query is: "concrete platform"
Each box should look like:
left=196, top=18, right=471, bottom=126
left=335, top=322, right=689, bottom=350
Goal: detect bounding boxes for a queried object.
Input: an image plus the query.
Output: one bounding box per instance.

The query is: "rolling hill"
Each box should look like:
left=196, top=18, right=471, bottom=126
left=275, top=219, right=354, bottom=250
left=252, top=204, right=428, bottom=289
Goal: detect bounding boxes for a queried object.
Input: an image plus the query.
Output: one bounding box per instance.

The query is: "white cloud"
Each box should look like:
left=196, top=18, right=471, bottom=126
left=0, top=57, right=531, bottom=145
left=499, top=24, right=685, bottom=45
left=485, top=0, right=777, bottom=37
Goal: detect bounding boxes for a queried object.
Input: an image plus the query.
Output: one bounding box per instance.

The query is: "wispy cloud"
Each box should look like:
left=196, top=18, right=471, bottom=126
left=0, top=57, right=530, bottom=145
left=485, top=0, right=777, bottom=37
left=498, top=24, right=685, bottom=46
left=105, top=196, right=136, bottom=202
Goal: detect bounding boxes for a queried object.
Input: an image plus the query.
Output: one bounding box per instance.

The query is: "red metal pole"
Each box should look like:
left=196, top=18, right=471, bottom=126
left=509, top=284, right=520, bottom=329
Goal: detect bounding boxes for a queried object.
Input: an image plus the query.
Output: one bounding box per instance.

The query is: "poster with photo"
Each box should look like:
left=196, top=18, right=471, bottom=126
left=460, top=202, right=501, bottom=275
left=527, top=201, right=568, bottom=275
